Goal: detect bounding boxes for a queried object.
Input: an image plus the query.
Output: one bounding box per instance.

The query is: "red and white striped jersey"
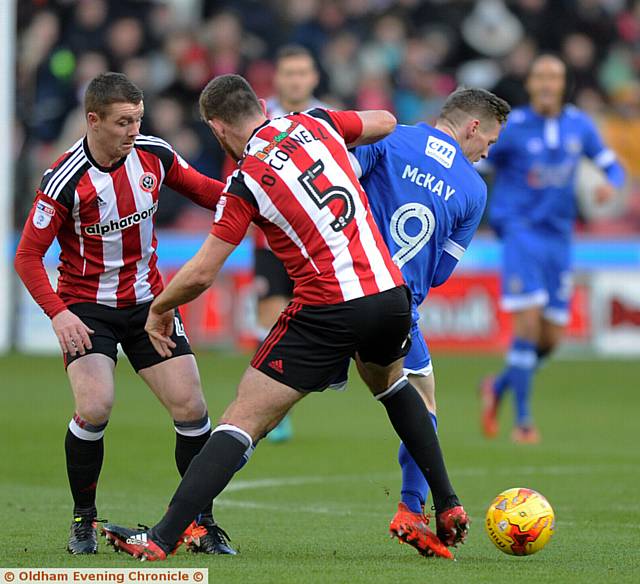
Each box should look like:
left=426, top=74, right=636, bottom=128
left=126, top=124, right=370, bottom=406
left=252, top=99, right=331, bottom=253
left=211, top=109, right=404, bottom=305
left=15, top=135, right=224, bottom=318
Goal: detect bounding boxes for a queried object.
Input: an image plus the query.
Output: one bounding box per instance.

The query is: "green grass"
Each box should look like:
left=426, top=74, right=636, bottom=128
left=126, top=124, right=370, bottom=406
left=1, top=351, right=638, bottom=583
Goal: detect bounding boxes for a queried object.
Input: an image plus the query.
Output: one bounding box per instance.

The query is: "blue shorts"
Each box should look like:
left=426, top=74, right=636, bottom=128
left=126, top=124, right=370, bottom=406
left=500, top=228, right=572, bottom=325
left=403, top=305, right=432, bottom=376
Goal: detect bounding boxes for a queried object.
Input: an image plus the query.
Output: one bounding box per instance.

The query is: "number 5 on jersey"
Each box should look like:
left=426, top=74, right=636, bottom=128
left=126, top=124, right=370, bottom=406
left=298, top=160, right=355, bottom=232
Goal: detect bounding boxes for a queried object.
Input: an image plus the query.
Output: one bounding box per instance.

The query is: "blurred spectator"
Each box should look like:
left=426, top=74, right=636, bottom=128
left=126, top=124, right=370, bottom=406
left=562, top=33, right=602, bottom=102
left=13, top=0, right=640, bottom=232
left=491, top=37, right=538, bottom=107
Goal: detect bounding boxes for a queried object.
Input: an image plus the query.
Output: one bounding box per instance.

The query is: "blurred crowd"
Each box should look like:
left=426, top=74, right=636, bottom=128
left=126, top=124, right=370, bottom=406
left=15, top=0, right=640, bottom=232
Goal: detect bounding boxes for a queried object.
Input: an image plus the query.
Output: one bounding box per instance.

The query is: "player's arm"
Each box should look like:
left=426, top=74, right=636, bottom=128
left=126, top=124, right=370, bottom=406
left=307, top=108, right=396, bottom=148
left=582, top=115, right=625, bottom=202
left=138, top=138, right=225, bottom=210
left=432, top=187, right=487, bottom=287
left=163, top=153, right=226, bottom=211
left=146, top=180, right=257, bottom=357
left=348, top=140, right=386, bottom=180
left=431, top=252, right=460, bottom=288
left=14, top=193, right=94, bottom=356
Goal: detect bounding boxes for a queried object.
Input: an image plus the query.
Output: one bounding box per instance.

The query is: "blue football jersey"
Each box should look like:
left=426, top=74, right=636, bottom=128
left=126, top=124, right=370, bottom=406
left=352, top=124, right=487, bottom=307
left=487, top=105, right=623, bottom=236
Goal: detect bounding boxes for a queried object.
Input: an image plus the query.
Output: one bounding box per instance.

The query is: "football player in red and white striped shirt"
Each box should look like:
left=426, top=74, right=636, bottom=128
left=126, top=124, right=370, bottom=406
left=102, top=74, right=468, bottom=561
left=14, top=73, right=235, bottom=555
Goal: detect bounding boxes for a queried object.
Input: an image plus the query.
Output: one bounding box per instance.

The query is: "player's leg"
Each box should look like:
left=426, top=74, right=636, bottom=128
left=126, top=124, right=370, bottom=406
left=103, top=368, right=305, bottom=559
left=125, top=303, right=235, bottom=554
left=65, top=354, right=115, bottom=554
left=397, top=373, right=436, bottom=507
left=483, top=229, right=546, bottom=438
left=539, top=247, right=572, bottom=362
left=507, top=306, right=544, bottom=442
left=254, top=248, right=294, bottom=443
left=63, top=303, right=120, bottom=554
left=103, top=298, right=357, bottom=559
left=390, top=316, right=438, bottom=552
left=396, top=321, right=436, bottom=514
left=390, top=371, right=442, bottom=555
left=354, top=286, right=467, bottom=555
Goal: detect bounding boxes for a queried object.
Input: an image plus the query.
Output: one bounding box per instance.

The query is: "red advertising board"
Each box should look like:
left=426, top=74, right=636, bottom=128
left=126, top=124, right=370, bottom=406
left=165, top=269, right=591, bottom=353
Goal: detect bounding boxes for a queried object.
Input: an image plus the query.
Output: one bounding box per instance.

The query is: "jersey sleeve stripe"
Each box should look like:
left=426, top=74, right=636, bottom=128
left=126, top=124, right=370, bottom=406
left=593, top=149, right=616, bottom=168
left=443, top=238, right=465, bottom=260
left=45, top=154, right=88, bottom=202
left=42, top=149, right=83, bottom=198
left=303, top=108, right=338, bottom=132
left=226, top=171, right=259, bottom=208
left=135, top=134, right=173, bottom=151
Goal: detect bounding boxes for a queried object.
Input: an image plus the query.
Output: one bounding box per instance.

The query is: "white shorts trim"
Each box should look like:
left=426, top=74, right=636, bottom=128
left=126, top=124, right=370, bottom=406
left=404, top=362, right=434, bottom=377
left=501, top=290, right=548, bottom=312
left=328, top=379, right=348, bottom=391
left=543, top=306, right=570, bottom=326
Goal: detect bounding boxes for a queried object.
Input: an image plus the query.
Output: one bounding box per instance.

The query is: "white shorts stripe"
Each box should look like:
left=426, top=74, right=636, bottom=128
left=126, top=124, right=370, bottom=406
left=501, top=290, right=548, bottom=312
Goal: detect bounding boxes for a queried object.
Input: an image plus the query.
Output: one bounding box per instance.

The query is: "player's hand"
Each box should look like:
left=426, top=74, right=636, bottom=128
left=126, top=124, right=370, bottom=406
left=51, top=310, right=94, bottom=357
left=594, top=183, right=616, bottom=205
left=145, top=305, right=177, bottom=358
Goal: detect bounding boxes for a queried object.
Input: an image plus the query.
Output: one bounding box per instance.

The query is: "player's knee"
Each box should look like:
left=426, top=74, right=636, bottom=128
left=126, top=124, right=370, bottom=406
left=75, top=400, right=112, bottom=426
left=537, top=338, right=559, bottom=360
left=170, top=394, right=207, bottom=422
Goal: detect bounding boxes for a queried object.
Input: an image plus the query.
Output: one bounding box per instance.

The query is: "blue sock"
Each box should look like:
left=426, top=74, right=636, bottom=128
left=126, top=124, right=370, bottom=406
left=399, top=412, right=437, bottom=513
left=493, top=369, right=510, bottom=401
left=506, top=338, right=538, bottom=427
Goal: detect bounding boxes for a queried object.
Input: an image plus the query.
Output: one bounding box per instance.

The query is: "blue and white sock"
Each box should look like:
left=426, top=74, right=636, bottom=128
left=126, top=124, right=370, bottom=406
left=398, top=412, right=438, bottom=513
left=505, top=337, right=538, bottom=427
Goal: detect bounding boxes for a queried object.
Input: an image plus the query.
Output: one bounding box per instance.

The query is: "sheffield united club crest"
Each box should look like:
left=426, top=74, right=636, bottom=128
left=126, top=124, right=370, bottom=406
left=139, top=172, right=158, bottom=192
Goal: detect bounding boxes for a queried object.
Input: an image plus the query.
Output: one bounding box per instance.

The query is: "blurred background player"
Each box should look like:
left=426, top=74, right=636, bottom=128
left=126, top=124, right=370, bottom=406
left=349, top=88, right=510, bottom=556
left=257, top=45, right=329, bottom=443
left=14, top=73, right=235, bottom=556
left=480, top=55, right=625, bottom=444
left=103, top=74, right=469, bottom=561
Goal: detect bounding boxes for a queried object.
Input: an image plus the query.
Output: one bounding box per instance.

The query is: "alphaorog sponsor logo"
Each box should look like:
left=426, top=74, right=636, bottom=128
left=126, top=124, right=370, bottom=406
left=85, top=202, right=158, bottom=235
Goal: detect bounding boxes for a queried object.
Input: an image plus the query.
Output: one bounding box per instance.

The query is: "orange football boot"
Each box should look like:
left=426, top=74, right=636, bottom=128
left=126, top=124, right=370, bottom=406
left=389, top=502, right=454, bottom=560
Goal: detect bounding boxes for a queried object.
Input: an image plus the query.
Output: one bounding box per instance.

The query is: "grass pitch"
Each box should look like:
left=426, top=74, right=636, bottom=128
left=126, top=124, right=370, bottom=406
left=1, top=351, right=638, bottom=583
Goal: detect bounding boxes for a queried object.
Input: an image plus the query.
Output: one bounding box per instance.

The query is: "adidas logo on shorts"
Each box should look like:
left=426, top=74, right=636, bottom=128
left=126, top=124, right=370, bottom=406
left=268, top=359, right=284, bottom=374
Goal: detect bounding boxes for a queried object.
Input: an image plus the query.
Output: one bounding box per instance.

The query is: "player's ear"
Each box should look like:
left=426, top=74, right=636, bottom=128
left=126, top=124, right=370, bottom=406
left=258, top=98, right=268, bottom=117
left=86, top=112, right=100, bottom=130
left=207, top=119, right=224, bottom=138
left=467, top=119, right=480, bottom=138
